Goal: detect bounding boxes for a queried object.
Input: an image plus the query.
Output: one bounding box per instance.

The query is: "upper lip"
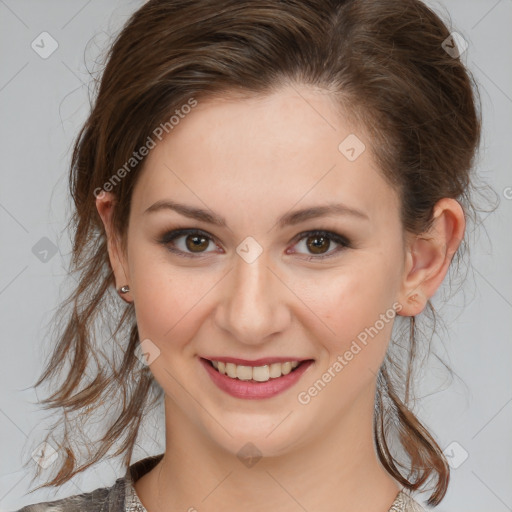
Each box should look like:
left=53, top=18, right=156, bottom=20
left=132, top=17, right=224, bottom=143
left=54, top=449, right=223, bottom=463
left=201, top=356, right=312, bottom=366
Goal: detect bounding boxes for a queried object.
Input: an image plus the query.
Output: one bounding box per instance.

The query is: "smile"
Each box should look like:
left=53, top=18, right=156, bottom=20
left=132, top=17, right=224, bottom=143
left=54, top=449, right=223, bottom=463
left=211, top=359, right=301, bottom=382
left=199, top=357, right=314, bottom=399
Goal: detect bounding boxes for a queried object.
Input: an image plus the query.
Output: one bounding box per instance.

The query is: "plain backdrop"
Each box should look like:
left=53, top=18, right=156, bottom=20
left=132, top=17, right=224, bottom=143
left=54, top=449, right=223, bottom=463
left=1, top=1, right=511, bottom=511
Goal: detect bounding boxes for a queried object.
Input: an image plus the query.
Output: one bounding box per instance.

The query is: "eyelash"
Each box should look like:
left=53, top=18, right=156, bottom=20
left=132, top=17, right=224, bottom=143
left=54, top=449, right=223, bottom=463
left=157, top=227, right=352, bottom=261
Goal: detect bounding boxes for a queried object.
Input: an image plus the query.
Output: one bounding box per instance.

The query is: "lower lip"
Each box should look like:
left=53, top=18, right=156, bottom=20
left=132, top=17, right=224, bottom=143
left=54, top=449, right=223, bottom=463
left=199, top=357, right=314, bottom=400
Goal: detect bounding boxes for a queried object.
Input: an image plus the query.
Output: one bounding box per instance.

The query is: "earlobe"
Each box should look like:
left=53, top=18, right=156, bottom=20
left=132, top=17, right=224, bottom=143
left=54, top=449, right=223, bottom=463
left=396, top=198, right=465, bottom=316
left=95, top=192, right=132, bottom=302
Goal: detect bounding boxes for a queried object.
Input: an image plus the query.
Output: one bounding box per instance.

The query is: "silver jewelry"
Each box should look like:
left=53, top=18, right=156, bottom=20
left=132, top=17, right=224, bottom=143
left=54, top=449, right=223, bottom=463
left=119, top=285, right=130, bottom=294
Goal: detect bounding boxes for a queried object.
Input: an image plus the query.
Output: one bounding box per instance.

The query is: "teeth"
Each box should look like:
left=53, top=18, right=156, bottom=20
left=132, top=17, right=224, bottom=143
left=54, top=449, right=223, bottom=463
left=210, top=360, right=301, bottom=382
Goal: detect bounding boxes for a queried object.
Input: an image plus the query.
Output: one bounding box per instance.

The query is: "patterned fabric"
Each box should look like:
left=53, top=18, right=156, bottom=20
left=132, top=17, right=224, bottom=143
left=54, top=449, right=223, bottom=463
left=386, top=489, right=427, bottom=512
left=13, top=453, right=426, bottom=512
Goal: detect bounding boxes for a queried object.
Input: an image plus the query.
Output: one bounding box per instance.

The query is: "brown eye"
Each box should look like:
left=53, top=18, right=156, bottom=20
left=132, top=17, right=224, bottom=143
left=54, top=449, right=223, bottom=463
left=159, top=229, right=217, bottom=258
left=305, top=234, right=331, bottom=254
left=291, top=230, right=351, bottom=260
left=185, top=233, right=210, bottom=252
left=159, top=228, right=351, bottom=260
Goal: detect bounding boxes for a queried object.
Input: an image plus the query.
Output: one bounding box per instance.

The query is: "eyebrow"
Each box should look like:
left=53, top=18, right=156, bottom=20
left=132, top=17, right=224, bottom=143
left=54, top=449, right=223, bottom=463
left=143, top=199, right=369, bottom=227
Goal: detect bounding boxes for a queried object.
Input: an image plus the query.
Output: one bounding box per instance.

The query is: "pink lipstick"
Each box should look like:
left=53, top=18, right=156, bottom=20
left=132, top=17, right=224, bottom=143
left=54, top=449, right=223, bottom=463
left=199, top=357, right=314, bottom=400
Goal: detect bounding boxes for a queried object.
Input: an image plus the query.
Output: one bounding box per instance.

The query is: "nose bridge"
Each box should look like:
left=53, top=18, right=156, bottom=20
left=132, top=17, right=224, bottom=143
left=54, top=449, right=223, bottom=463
left=215, top=243, right=289, bottom=344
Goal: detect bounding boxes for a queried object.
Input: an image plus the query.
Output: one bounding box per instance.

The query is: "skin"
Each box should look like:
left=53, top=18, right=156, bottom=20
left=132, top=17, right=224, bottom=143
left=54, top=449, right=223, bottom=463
left=96, top=84, right=465, bottom=512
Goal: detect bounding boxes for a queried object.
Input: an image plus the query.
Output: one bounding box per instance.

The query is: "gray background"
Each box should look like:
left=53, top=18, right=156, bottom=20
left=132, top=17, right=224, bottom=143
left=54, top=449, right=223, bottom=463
left=1, top=1, right=511, bottom=510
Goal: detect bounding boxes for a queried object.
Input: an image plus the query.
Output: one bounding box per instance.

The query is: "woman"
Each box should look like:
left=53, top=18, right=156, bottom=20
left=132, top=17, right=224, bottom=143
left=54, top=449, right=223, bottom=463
left=13, top=0, right=482, bottom=510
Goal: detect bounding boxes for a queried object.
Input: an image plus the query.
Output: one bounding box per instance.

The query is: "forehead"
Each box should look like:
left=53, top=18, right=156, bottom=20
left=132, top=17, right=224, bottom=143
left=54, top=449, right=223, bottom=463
left=131, top=85, right=400, bottom=227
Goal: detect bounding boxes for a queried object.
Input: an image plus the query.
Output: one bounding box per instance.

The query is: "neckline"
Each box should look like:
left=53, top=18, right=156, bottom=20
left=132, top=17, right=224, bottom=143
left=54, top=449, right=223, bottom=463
left=126, top=453, right=164, bottom=484
left=123, top=454, right=422, bottom=512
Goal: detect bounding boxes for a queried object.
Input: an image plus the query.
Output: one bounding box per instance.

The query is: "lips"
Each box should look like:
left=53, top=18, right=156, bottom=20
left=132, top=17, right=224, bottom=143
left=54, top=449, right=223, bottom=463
left=199, top=356, right=315, bottom=399
left=201, top=356, right=310, bottom=366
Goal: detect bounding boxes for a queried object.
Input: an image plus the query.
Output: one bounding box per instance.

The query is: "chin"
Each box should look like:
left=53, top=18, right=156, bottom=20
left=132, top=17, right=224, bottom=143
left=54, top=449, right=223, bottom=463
left=204, top=412, right=308, bottom=461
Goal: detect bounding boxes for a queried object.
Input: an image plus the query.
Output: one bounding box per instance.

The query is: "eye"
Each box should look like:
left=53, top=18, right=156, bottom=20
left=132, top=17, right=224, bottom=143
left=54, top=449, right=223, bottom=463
left=158, top=228, right=219, bottom=258
left=289, top=230, right=351, bottom=260
left=157, top=228, right=352, bottom=260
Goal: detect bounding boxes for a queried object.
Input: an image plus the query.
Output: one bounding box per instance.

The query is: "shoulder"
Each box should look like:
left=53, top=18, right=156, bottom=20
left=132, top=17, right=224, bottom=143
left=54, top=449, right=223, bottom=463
left=388, top=490, right=427, bottom=512
left=10, top=453, right=163, bottom=512
left=10, top=477, right=127, bottom=512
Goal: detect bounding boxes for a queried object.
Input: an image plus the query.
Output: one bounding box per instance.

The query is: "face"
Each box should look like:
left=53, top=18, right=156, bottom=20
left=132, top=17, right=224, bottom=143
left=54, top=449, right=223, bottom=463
left=100, top=84, right=411, bottom=458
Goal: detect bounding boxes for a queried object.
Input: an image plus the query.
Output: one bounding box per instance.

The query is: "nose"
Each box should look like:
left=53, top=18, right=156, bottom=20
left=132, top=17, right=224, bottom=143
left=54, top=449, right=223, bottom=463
left=214, top=246, right=291, bottom=346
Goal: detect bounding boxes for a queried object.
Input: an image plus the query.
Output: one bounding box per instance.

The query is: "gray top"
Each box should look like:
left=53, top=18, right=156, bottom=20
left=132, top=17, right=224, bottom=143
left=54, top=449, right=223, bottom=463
left=13, top=453, right=426, bottom=512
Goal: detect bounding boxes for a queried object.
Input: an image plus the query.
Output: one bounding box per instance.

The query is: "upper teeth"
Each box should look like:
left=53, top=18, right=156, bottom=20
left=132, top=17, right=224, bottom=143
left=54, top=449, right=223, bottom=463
left=211, top=360, right=301, bottom=382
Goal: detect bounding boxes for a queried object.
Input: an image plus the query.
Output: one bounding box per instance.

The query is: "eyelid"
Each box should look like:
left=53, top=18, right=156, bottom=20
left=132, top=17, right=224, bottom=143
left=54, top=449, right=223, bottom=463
left=288, top=229, right=352, bottom=260
left=157, top=227, right=352, bottom=260
left=158, top=228, right=220, bottom=258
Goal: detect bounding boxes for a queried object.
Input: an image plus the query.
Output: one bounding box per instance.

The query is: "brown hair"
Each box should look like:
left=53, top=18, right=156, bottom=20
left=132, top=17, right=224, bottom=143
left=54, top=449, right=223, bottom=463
left=25, top=0, right=485, bottom=506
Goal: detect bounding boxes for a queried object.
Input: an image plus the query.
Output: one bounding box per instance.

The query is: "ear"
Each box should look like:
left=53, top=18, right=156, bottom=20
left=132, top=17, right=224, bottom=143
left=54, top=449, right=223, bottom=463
left=95, top=191, right=132, bottom=302
left=396, top=198, right=465, bottom=316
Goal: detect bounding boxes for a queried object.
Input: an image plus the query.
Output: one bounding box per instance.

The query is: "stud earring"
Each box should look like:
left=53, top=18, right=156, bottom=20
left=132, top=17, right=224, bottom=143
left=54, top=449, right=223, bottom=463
left=118, top=285, right=130, bottom=294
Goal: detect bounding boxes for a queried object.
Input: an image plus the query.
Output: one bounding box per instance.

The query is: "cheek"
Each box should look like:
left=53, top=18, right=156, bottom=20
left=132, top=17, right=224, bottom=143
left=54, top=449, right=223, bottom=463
left=302, top=255, right=401, bottom=360
left=130, top=253, right=217, bottom=349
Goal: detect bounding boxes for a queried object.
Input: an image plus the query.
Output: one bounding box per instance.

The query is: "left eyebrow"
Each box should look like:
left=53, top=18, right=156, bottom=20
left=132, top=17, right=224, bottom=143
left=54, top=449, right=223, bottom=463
left=276, top=203, right=369, bottom=228
left=143, top=200, right=369, bottom=228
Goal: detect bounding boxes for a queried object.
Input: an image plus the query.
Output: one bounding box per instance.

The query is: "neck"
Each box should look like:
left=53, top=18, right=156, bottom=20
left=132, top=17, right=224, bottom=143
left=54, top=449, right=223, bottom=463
left=136, top=385, right=401, bottom=512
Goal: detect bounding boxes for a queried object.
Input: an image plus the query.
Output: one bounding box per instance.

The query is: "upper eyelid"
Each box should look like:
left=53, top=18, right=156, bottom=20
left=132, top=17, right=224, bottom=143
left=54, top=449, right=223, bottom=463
left=162, top=228, right=347, bottom=242
left=161, top=228, right=350, bottom=253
